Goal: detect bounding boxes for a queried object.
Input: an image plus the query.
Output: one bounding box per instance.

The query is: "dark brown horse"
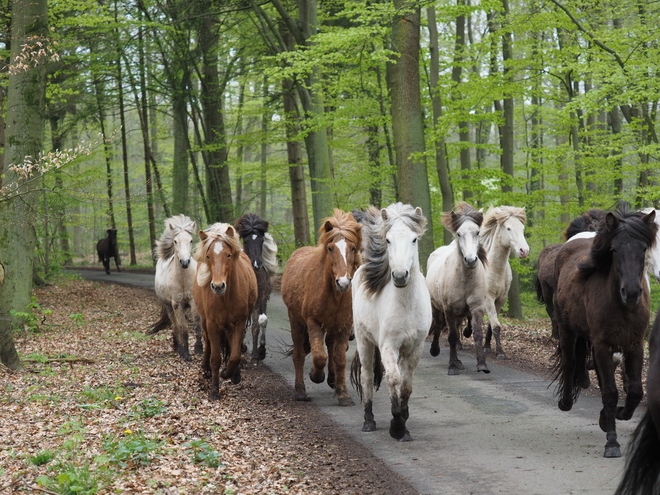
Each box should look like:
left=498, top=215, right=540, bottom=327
left=281, top=209, right=362, bottom=406
left=193, top=223, right=257, bottom=400
left=235, top=213, right=278, bottom=363
left=535, top=209, right=606, bottom=338
left=553, top=203, right=657, bottom=457
left=96, top=228, right=121, bottom=274
left=615, top=306, right=660, bottom=495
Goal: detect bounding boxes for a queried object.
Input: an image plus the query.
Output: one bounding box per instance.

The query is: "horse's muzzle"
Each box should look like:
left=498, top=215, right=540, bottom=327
left=463, top=257, right=478, bottom=269
left=392, top=271, right=409, bottom=288
left=180, top=259, right=191, bottom=269
left=211, top=282, right=227, bottom=295
left=253, top=260, right=262, bottom=270
left=620, top=287, right=642, bottom=307
left=335, top=277, right=351, bottom=292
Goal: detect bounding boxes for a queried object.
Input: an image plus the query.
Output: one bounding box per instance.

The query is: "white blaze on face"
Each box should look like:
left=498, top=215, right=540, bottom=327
left=335, top=238, right=350, bottom=288
left=252, top=234, right=257, bottom=240
left=213, top=241, right=224, bottom=254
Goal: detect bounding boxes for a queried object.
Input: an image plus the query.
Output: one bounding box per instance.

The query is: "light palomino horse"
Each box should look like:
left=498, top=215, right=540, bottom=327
left=477, top=206, right=529, bottom=358
left=148, top=214, right=201, bottom=361
left=193, top=223, right=258, bottom=400
left=427, top=202, right=489, bottom=375
left=350, top=203, right=431, bottom=442
left=281, top=209, right=362, bottom=406
left=234, top=213, right=279, bottom=364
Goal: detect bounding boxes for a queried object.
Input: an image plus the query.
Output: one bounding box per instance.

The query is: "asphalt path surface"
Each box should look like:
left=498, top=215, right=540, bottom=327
left=74, top=268, right=638, bottom=495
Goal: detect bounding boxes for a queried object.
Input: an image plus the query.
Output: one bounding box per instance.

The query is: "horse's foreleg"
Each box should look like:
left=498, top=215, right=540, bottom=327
left=380, top=344, right=410, bottom=441
left=257, top=312, right=267, bottom=360
left=329, top=330, right=353, bottom=406
left=189, top=300, right=203, bottom=355
left=616, top=344, right=644, bottom=422
left=208, top=328, right=223, bottom=400
left=446, top=314, right=464, bottom=375
left=469, top=310, right=489, bottom=373
left=307, top=321, right=328, bottom=385
left=103, top=256, right=110, bottom=275
left=593, top=344, right=621, bottom=457
left=290, top=317, right=310, bottom=401
left=398, top=341, right=424, bottom=439
left=114, top=254, right=121, bottom=272
left=220, top=324, right=244, bottom=385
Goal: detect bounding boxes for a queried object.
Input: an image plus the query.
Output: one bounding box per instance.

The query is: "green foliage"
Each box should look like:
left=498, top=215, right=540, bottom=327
left=101, top=431, right=163, bottom=468
left=10, top=297, right=51, bottom=333
left=130, top=398, right=167, bottom=418
left=36, top=463, right=106, bottom=495
left=184, top=439, right=224, bottom=469
left=28, top=450, right=57, bottom=466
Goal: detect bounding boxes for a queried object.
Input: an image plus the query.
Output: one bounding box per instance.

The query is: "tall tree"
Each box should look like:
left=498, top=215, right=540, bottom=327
left=0, top=0, right=49, bottom=370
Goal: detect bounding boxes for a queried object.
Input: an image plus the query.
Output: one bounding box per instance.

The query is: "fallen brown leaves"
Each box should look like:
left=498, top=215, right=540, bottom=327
left=0, top=276, right=417, bottom=495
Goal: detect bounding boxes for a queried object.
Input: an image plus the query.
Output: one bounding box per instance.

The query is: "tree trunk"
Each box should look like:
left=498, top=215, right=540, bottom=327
left=94, top=75, right=117, bottom=228
left=454, top=0, right=471, bottom=200
left=387, top=1, right=434, bottom=269
left=259, top=78, right=269, bottom=218
left=427, top=5, right=453, bottom=245
left=0, top=0, right=48, bottom=370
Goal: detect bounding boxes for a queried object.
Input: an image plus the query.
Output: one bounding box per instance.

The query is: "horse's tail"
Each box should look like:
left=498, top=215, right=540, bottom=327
left=350, top=347, right=383, bottom=402
left=614, top=410, right=660, bottom=495
left=146, top=303, right=171, bottom=335
left=551, top=335, right=589, bottom=404
left=535, top=276, right=545, bottom=304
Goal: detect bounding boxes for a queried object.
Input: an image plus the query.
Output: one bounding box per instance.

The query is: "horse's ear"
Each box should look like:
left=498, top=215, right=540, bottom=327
left=167, top=222, right=175, bottom=230
left=226, top=225, right=236, bottom=238
left=323, top=220, right=334, bottom=233
left=381, top=208, right=389, bottom=221
left=415, top=207, right=423, bottom=216
left=643, top=209, right=656, bottom=225
left=199, top=230, right=208, bottom=241
left=605, top=212, right=619, bottom=231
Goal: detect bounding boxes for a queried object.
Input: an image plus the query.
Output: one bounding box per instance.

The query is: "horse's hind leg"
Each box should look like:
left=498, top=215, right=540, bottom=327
left=103, top=256, right=110, bottom=275
left=446, top=314, right=465, bottom=375
left=484, top=300, right=506, bottom=359
left=189, top=300, right=203, bottom=355
left=172, top=303, right=191, bottom=361
left=429, top=306, right=443, bottom=357
left=257, top=312, right=267, bottom=361
left=328, top=330, right=354, bottom=406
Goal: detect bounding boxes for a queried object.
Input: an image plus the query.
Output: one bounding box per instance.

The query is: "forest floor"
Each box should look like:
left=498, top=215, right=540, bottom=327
left=0, top=273, right=646, bottom=494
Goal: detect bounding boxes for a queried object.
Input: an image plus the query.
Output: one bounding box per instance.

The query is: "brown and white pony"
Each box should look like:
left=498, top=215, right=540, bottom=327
left=281, top=209, right=362, bottom=406
left=193, top=223, right=257, bottom=400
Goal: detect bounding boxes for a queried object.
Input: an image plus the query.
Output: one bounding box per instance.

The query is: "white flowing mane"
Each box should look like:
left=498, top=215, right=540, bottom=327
left=262, top=233, right=279, bottom=277
left=154, top=214, right=196, bottom=261
left=480, top=206, right=526, bottom=253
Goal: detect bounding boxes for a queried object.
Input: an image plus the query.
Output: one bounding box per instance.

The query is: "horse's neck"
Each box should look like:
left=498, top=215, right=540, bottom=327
left=485, top=231, right=510, bottom=272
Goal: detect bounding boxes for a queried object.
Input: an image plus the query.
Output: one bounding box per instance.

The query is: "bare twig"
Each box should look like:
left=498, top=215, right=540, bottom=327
left=22, top=357, right=96, bottom=364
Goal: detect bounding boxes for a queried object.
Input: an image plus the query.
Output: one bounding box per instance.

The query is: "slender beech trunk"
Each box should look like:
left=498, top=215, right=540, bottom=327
left=94, top=76, right=116, bottom=228
left=453, top=0, right=471, bottom=201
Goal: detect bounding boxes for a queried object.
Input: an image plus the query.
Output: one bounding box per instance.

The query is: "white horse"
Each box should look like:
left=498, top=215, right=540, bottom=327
left=350, top=203, right=431, bottom=442
left=477, top=206, right=529, bottom=358
left=426, top=202, right=489, bottom=375
left=148, top=214, right=201, bottom=361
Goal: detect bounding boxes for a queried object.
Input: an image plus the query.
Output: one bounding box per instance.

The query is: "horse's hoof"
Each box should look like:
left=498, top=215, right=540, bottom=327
left=484, top=346, right=492, bottom=354
left=456, top=360, right=465, bottom=370
left=559, top=398, right=573, bottom=412
left=496, top=352, right=507, bottom=360
left=398, top=431, right=413, bottom=442
left=209, top=392, right=220, bottom=401
left=389, top=422, right=411, bottom=441
left=580, top=373, right=590, bottom=389
left=448, top=366, right=460, bottom=376
left=257, top=346, right=266, bottom=361
left=194, top=344, right=203, bottom=355
left=477, top=364, right=490, bottom=374
left=310, top=370, right=325, bottom=384
left=616, top=406, right=633, bottom=421
left=295, top=393, right=311, bottom=402
left=604, top=444, right=621, bottom=458
left=241, top=343, right=248, bottom=353
left=430, top=342, right=440, bottom=357
left=362, top=420, right=376, bottom=432
left=337, top=396, right=354, bottom=407
left=231, top=372, right=241, bottom=385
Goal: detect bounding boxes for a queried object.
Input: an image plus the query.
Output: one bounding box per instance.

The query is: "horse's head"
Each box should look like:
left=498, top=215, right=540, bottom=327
left=196, top=224, right=241, bottom=296
left=319, top=210, right=362, bottom=293
left=107, top=228, right=118, bottom=246
left=596, top=208, right=658, bottom=306
left=445, top=203, right=483, bottom=269
left=641, top=208, right=660, bottom=283
left=169, top=221, right=195, bottom=269
left=382, top=204, right=426, bottom=288
left=235, top=213, right=269, bottom=271
left=484, top=206, right=529, bottom=259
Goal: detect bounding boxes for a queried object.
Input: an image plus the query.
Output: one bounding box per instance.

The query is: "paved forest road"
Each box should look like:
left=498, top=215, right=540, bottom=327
left=74, top=268, right=638, bottom=495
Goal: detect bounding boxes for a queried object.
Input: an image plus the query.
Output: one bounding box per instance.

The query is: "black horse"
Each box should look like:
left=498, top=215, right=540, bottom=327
left=614, top=307, right=660, bottom=495
left=96, top=228, right=121, bottom=274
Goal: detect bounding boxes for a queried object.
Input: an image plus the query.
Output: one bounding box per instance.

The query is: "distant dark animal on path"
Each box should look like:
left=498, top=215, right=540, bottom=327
left=96, top=228, right=121, bottom=274
left=614, top=305, right=660, bottom=495
left=147, top=214, right=202, bottom=361
left=281, top=209, right=362, bottom=406
left=193, top=223, right=257, bottom=400
left=234, top=213, right=278, bottom=364
left=552, top=202, right=657, bottom=458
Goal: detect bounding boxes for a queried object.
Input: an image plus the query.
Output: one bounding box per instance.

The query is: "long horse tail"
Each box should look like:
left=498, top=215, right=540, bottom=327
left=146, top=303, right=171, bottom=335
left=614, top=410, right=660, bottom=495
left=552, top=335, right=589, bottom=404
left=350, top=347, right=383, bottom=403
left=535, top=276, right=545, bottom=304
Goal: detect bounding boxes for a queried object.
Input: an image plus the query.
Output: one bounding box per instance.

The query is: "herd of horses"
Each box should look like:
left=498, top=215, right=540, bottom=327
left=98, top=201, right=660, bottom=493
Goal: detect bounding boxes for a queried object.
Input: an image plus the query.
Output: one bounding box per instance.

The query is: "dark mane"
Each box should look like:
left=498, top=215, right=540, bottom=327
left=578, top=202, right=657, bottom=277
left=563, top=209, right=606, bottom=240
left=235, top=212, right=269, bottom=239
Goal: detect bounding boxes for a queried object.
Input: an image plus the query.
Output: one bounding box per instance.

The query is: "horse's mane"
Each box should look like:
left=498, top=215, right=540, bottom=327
left=358, top=202, right=426, bottom=296
left=563, top=209, right=606, bottom=240
left=579, top=202, right=658, bottom=277
left=480, top=205, right=527, bottom=252
left=318, top=209, right=362, bottom=251
left=234, top=213, right=279, bottom=277
left=154, top=214, right=196, bottom=261
left=443, top=202, right=488, bottom=266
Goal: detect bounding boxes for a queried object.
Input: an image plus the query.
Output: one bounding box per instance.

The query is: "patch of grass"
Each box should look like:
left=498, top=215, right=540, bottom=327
left=36, top=463, right=106, bottom=495
left=101, top=431, right=163, bottom=468
left=130, top=398, right=167, bottom=418
left=185, top=439, right=223, bottom=468
left=28, top=450, right=57, bottom=466
left=78, top=385, right=124, bottom=408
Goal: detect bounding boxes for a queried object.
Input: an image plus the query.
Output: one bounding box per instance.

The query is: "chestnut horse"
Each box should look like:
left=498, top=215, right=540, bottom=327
left=615, top=306, right=660, bottom=495
left=281, top=209, right=362, bottom=406
left=234, top=213, right=279, bottom=363
left=193, top=223, right=257, bottom=400
left=553, top=203, right=657, bottom=457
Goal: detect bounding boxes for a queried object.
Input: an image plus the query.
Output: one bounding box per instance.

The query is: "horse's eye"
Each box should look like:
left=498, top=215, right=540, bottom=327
left=328, top=246, right=333, bottom=253
left=174, top=240, right=178, bottom=244
left=227, top=254, right=232, bottom=259
left=507, top=227, right=512, bottom=231
left=457, top=233, right=461, bottom=238
left=352, top=247, right=356, bottom=252
left=412, top=238, right=417, bottom=244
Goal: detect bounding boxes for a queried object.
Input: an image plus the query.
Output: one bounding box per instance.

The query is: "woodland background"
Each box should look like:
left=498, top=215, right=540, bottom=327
left=2, top=0, right=660, bottom=368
